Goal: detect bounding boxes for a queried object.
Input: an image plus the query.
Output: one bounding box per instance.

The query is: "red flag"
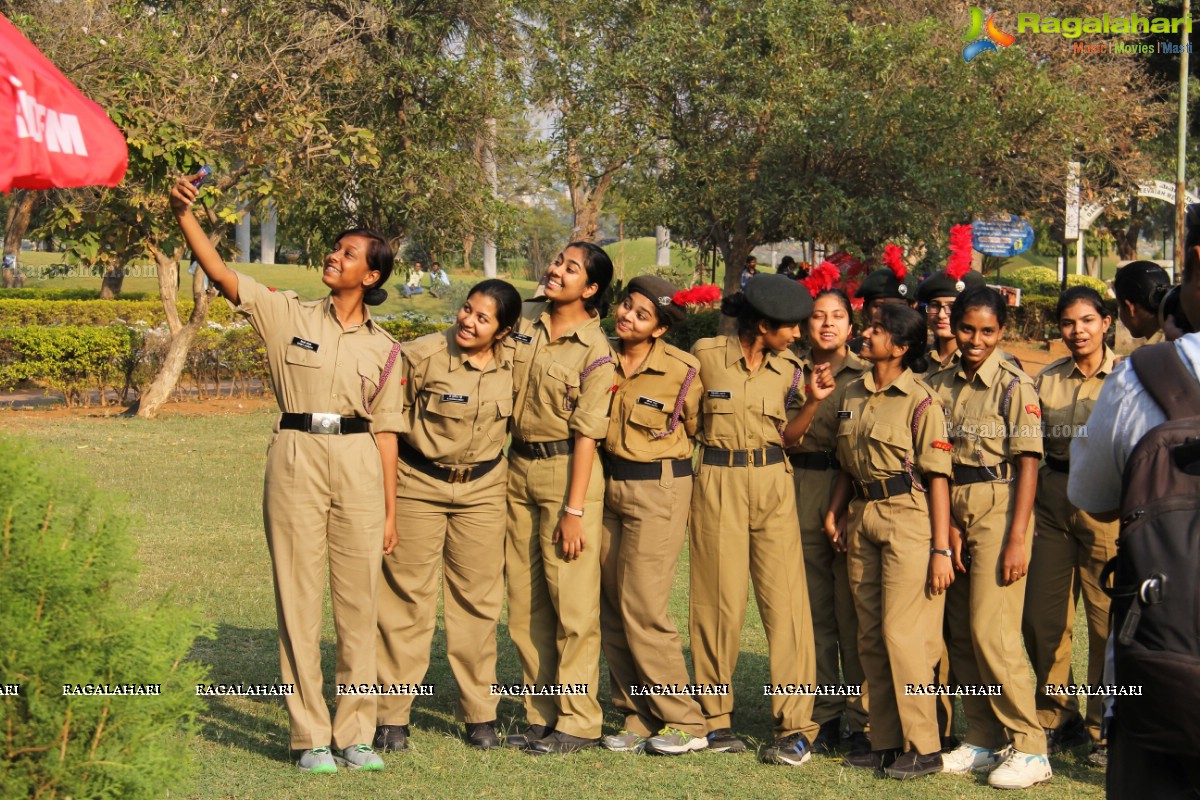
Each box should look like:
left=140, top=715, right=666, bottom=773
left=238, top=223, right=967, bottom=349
left=0, top=13, right=128, bottom=192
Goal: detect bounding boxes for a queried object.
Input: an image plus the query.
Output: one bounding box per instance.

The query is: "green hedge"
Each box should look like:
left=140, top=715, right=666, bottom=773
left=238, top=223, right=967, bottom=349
left=993, top=266, right=1108, bottom=296
left=0, top=288, right=153, bottom=301
left=0, top=436, right=209, bottom=799
left=0, top=318, right=447, bottom=406
left=0, top=298, right=234, bottom=326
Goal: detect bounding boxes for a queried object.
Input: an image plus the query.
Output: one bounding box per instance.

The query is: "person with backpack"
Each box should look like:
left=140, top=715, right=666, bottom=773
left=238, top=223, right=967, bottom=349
left=822, top=303, right=953, bottom=780
left=1068, top=247, right=1200, bottom=799
left=925, top=287, right=1049, bottom=790
left=1022, top=287, right=1120, bottom=767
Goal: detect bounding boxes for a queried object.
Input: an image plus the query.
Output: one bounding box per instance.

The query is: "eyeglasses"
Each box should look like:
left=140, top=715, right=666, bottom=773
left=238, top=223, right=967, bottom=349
left=925, top=302, right=953, bottom=317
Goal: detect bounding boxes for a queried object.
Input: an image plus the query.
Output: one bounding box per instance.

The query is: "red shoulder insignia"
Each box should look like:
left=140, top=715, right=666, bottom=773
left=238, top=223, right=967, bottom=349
left=1025, top=404, right=1041, bottom=419
left=932, top=440, right=953, bottom=451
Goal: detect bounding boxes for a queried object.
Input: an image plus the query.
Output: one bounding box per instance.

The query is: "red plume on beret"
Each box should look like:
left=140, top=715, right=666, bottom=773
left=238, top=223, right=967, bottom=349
left=882, top=243, right=906, bottom=281
left=946, top=224, right=974, bottom=281
left=671, top=283, right=722, bottom=307
left=801, top=260, right=842, bottom=298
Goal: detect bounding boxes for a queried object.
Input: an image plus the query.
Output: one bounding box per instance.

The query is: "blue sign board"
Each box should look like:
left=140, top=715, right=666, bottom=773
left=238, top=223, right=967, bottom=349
left=972, top=216, right=1035, bottom=258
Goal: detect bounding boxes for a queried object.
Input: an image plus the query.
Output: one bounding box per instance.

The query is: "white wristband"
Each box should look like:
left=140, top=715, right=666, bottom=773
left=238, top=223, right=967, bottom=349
left=563, top=505, right=584, bottom=518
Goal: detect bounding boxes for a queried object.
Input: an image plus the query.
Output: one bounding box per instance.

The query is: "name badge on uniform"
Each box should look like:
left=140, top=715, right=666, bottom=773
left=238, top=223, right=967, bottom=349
left=441, top=393, right=470, bottom=404
left=707, top=390, right=732, bottom=399
left=291, top=337, right=319, bottom=352
left=636, top=396, right=666, bottom=410
left=837, top=410, right=853, bottom=419
left=511, top=332, right=533, bottom=344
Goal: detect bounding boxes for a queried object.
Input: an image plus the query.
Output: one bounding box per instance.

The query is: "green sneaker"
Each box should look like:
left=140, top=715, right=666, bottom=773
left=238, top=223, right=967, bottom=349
left=601, top=730, right=646, bottom=753
left=646, top=726, right=708, bottom=755
left=334, top=743, right=384, bottom=771
left=297, top=746, right=337, bottom=774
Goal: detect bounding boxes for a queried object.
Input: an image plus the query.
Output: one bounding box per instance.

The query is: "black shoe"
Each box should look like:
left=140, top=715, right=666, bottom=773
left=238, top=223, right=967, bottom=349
left=705, top=728, right=748, bottom=753
left=844, top=747, right=900, bottom=770
left=466, top=721, right=500, bottom=750
left=812, top=719, right=841, bottom=755
left=524, top=731, right=600, bottom=755
left=1045, top=715, right=1089, bottom=753
left=1087, top=744, right=1108, bottom=767
left=373, top=724, right=410, bottom=753
left=846, top=731, right=872, bottom=756
left=884, top=750, right=943, bottom=780
left=761, top=732, right=812, bottom=766
left=504, top=724, right=552, bottom=750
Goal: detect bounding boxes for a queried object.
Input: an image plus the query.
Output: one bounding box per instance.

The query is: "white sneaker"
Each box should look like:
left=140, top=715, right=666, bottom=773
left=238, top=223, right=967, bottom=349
left=988, top=750, right=1052, bottom=789
left=941, top=742, right=1007, bottom=774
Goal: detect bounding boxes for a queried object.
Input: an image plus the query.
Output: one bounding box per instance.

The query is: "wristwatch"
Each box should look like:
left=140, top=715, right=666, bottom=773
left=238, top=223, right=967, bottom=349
left=930, top=548, right=953, bottom=557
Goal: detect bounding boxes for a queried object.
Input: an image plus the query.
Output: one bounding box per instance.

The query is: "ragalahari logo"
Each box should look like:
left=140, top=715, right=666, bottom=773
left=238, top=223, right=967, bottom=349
left=963, top=7, right=1016, bottom=61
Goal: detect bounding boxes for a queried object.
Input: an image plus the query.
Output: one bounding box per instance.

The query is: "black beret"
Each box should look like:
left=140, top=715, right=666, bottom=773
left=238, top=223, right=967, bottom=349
left=744, top=273, right=813, bottom=323
left=915, top=269, right=987, bottom=304
left=627, top=275, right=685, bottom=327
left=857, top=267, right=909, bottom=302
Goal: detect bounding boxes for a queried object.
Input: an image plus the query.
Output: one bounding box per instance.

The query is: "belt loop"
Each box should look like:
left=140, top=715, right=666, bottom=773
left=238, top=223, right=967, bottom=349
left=727, top=448, right=735, bottom=467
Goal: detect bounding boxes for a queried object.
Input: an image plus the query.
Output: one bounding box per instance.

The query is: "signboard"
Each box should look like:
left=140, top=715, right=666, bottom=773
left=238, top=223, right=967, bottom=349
left=1065, top=161, right=1081, bottom=241
left=972, top=215, right=1035, bottom=258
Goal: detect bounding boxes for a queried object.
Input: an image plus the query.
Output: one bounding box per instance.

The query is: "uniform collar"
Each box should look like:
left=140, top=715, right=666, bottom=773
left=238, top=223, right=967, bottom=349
left=446, top=327, right=504, bottom=373
left=617, top=337, right=669, bottom=378
left=535, top=304, right=599, bottom=342
left=863, top=366, right=916, bottom=395
left=836, top=350, right=867, bottom=377
left=724, top=336, right=791, bottom=374
left=321, top=295, right=377, bottom=333
left=954, top=347, right=1002, bottom=387
left=1068, top=346, right=1117, bottom=379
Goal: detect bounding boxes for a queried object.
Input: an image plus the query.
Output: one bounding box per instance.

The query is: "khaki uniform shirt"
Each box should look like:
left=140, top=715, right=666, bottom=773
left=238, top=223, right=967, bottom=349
left=926, top=348, right=1043, bottom=467
left=1034, top=347, right=1119, bottom=463
left=234, top=272, right=404, bottom=433
left=506, top=301, right=615, bottom=442
left=604, top=338, right=702, bottom=462
left=925, top=347, right=958, bottom=378
left=790, top=351, right=869, bottom=454
left=400, top=329, right=514, bottom=465
left=690, top=336, right=807, bottom=450
left=835, top=368, right=953, bottom=482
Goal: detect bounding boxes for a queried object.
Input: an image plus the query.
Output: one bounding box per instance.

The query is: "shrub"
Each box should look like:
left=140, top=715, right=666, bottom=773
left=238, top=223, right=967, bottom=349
left=0, top=437, right=210, bottom=800
left=0, top=288, right=153, bottom=301
left=377, top=319, right=447, bottom=340
left=0, top=299, right=233, bottom=327
left=0, top=326, right=132, bottom=406
left=993, top=266, right=1107, bottom=296
left=667, top=310, right=720, bottom=351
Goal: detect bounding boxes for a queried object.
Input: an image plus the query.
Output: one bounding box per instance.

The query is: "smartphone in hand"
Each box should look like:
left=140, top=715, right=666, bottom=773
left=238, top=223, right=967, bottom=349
left=191, top=165, right=212, bottom=189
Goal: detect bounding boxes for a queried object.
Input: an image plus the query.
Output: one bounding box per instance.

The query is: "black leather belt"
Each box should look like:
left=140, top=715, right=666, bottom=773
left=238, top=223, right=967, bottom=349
left=603, top=453, right=693, bottom=481
left=853, top=474, right=913, bottom=501
left=789, top=451, right=841, bottom=471
left=398, top=440, right=502, bottom=484
left=1044, top=456, right=1070, bottom=474
left=953, top=462, right=1011, bottom=485
left=280, top=412, right=370, bottom=435
left=509, top=438, right=575, bottom=460
left=701, top=446, right=786, bottom=468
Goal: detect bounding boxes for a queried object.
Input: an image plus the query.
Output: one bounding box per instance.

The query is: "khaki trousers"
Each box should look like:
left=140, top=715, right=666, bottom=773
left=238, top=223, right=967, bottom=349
left=1023, top=467, right=1116, bottom=743
left=847, top=491, right=945, bottom=755
left=945, top=482, right=1046, bottom=754
left=794, top=466, right=869, bottom=731
left=376, top=459, right=507, bottom=725
left=505, top=450, right=605, bottom=738
left=689, top=456, right=820, bottom=741
left=263, top=430, right=383, bottom=750
left=600, top=464, right=706, bottom=738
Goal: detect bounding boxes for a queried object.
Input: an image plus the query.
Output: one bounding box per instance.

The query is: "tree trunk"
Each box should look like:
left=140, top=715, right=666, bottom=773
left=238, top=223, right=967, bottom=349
left=3, top=190, right=36, bottom=288
left=481, top=116, right=499, bottom=278
left=463, top=234, right=475, bottom=272
left=99, top=266, right=125, bottom=299
left=571, top=200, right=602, bottom=243
left=716, top=232, right=756, bottom=335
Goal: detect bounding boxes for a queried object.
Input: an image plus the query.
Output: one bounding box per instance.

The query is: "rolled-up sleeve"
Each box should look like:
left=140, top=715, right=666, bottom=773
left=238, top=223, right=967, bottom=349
left=232, top=272, right=291, bottom=341
left=569, top=348, right=615, bottom=439
left=367, top=342, right=406, bottom=435
left=914, top=396, right=953, bottom=478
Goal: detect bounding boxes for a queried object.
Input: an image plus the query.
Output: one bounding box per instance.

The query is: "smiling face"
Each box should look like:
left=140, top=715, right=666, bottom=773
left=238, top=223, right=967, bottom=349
left=954, top=305, right=1004, bottom=371
left=543, top=246, right=597, bottom=306
left=807, top=293, right=851, bottom=354
left=321, top=234, right=379, bottom=294
left=455, top=291, right=506, bottom=353
left=759, top=319, right=802, bottom=351
left=615, top=292, right=668, bottom=346
left=925, top=294, right=957, bottom=342
left=1059, top=300, right=1110, bottom=360
left=858, top=319, right=903, bottom=364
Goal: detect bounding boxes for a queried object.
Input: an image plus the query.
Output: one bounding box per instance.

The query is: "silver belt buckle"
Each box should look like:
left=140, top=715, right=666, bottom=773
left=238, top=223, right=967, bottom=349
left=309, top=412, right=341, bottom=434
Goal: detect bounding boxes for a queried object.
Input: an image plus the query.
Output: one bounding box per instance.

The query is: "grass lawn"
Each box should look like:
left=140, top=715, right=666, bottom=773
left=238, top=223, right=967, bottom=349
left=0, top=408, right=1105, bottom=800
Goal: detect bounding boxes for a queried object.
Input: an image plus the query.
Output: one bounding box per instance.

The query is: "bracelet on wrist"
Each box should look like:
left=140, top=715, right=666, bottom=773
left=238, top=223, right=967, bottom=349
left=563, top=505, right=584, bottom=518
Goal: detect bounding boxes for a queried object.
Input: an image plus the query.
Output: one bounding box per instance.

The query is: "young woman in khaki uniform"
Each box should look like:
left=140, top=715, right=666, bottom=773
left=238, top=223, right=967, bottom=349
left=689, top=273, right=835, bottom=767
left=824, top=303, right=953, bottom=780
left=169, top=175, right=403, bottom=774
left=374, top=280, right=522, bottom=754
left=503, top=243, right=615, bottom=755
left=1022, top=287, right=1119, bottom=766
left=926, top=288, right=1050, bottom=790
left=789, top=280, right=870, bottom=754
left=599, top=276, right=708, bottom=756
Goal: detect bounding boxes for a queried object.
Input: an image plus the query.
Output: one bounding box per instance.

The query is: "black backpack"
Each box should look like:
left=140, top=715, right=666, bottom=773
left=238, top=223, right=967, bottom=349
left=1101, top=342, right=1200, bottom=755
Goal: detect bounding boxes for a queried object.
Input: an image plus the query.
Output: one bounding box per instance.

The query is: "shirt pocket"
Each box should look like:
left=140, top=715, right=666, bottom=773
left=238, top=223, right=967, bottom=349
left=624, top=400, right=670, bottom=455
left=284, top=344, right=325, bottom=369
left=866, top=420, right=910, bottom=473
left=763, top=396, right=788, bottom=435
left=422, top=391, right=470, bottom=440
left=357, top=358, right=382, bottom=405
left=486, top=396, right=514, bottom=441
left=543, top=360, right=581, bottom=411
